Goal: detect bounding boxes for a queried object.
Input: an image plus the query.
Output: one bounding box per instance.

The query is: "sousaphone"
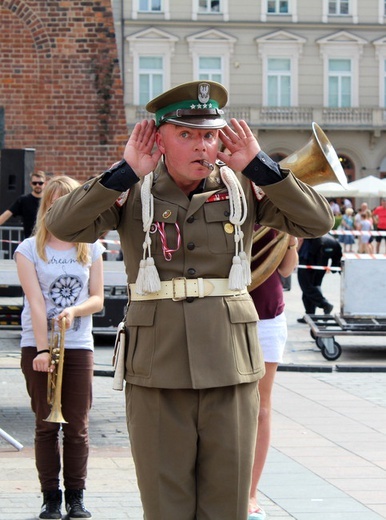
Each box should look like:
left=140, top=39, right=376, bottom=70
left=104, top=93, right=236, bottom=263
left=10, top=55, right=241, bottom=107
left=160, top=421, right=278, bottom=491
left=250, top=122, right=348, bottom=291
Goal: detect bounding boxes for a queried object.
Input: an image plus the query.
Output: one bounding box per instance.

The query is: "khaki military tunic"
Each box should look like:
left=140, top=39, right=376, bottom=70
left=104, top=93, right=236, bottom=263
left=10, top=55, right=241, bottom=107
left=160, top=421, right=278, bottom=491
left=46, top=162, right=333, bottom=390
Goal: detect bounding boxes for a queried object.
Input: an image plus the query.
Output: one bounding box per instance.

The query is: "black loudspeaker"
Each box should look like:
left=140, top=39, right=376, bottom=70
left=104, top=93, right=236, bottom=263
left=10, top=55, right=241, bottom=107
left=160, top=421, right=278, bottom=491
left=0, top=148, right=35, bottom=217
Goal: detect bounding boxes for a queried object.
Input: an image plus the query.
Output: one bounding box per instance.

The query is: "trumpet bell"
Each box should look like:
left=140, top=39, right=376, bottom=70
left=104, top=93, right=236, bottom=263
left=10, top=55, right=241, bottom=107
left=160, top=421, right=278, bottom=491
left=44, top=407, right=68, bottom=424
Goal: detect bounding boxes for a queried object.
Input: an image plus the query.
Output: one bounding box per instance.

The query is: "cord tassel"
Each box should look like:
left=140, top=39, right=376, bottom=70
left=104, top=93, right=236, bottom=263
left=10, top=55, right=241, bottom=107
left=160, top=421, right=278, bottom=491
left=220, top=165, right=249, bottom=290
left=143, top=257, right=161, bottom=293
left=134, top=259, right=147, bottom=295
left=134, top=173, right=162, bottom=295
left=240, top=250, right=252, bottom=286
left=228, top=255, right=245, bottom=290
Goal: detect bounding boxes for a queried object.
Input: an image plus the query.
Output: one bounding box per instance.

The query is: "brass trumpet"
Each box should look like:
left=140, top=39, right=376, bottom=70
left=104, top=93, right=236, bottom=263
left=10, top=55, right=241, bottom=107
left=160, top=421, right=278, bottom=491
left=44, top=318, right=67, bottom=424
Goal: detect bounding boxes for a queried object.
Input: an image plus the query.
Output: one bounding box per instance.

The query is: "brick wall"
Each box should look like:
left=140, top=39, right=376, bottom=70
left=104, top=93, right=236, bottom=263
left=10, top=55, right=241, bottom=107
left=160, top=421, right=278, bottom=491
left=0, top=0, right=127, bottom=180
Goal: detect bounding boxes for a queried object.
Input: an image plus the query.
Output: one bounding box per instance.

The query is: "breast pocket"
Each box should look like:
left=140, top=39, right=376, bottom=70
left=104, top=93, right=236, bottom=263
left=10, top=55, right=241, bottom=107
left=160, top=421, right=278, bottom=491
left=126, top=302, right=157, bottom=378
left=204, top=201, right=235, bottom=254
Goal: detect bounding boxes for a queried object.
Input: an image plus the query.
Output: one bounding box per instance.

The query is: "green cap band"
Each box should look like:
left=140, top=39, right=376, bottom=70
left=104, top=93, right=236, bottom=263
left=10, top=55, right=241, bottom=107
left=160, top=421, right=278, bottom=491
left=156, top=99, right=220, bottom=126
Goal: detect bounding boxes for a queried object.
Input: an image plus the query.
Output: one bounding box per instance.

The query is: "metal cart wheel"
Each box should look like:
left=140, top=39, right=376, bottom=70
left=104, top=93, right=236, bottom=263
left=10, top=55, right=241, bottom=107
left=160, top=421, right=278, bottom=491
left=318, top=338, right=342, bottom=361
left=310, top=329, right=317, bottom=340
left=315, top=336, right=324, bottom=349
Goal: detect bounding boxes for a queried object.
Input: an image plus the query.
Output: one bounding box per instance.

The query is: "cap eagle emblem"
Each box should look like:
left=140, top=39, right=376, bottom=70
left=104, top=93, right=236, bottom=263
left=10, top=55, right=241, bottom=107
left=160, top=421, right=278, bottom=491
left=198, top=83, right=210, bottom=104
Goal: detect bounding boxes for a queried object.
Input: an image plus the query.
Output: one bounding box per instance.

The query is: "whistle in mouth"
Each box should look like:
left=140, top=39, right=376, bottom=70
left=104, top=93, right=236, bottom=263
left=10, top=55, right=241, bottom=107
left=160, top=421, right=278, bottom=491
left=199, top=160, right=214, bottom=171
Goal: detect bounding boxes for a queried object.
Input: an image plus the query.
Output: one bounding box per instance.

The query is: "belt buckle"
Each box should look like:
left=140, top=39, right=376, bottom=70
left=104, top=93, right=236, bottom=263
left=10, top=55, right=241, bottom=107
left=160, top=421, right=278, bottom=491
left=172, top=277, right=187, bottom=301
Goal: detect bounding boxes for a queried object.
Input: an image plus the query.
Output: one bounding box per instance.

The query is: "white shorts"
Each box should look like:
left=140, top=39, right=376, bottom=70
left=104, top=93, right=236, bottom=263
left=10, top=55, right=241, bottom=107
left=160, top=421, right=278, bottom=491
left=257, top=312, right=287, bottom=363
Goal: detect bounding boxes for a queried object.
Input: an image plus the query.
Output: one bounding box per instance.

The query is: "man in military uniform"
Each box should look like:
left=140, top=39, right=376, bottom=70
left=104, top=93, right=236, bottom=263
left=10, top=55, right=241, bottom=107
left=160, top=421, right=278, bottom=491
left=46, top=81, right=334, bottom=520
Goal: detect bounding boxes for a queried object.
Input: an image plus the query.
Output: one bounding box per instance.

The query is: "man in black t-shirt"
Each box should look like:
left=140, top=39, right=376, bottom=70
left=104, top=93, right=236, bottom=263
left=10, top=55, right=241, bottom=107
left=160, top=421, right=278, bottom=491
left=0, top=171, right=46, bottom=238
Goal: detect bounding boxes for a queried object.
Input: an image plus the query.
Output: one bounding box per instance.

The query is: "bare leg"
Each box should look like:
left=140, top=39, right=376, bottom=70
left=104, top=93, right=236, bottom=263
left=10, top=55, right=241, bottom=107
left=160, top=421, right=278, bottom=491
left=249, top=362, right=278, bottom=513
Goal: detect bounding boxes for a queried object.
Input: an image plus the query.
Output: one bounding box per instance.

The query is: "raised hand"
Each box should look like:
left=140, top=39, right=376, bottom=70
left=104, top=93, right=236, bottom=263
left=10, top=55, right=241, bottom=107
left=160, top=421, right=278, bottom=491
left=217, top=118, right=261, bottom=172
left=123, top=119, right=162, bottom=178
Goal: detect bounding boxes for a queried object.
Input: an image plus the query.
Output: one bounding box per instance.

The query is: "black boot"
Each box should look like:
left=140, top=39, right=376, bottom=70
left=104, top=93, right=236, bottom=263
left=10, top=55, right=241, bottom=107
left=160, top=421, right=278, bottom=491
left=64, top=489, right=92, bottom=519
left=39, top=490, right=62, bottom=519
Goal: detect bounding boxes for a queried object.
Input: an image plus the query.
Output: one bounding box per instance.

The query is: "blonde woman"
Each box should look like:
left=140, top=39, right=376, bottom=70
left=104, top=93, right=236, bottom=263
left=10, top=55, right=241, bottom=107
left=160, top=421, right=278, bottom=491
left=15, top=176, right=105, bottom=520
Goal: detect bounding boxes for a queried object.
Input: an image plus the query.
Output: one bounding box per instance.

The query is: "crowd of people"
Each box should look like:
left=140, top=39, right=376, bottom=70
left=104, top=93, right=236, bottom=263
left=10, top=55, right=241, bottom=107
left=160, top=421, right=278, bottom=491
left=329, top=197, right=386, bottom=254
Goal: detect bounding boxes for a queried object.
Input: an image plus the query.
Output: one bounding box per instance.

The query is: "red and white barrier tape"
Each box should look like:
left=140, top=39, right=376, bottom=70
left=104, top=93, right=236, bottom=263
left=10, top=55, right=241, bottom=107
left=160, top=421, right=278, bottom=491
left=99, top=238, right=121, bottom=245
left=298, top=252, right=386, bottom=270
left=297, top=264, right=341, bottom=272
left=330, top=229, right=386, bottom=236
left=0, top=239, right=22, bottom=245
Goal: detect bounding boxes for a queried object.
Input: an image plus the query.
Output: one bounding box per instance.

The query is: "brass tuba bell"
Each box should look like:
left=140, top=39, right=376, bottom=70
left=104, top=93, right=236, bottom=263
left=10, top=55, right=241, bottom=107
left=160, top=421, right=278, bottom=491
left=279, top=122, right=348, bottom=188
left=249, top=122, right=347, bottom=291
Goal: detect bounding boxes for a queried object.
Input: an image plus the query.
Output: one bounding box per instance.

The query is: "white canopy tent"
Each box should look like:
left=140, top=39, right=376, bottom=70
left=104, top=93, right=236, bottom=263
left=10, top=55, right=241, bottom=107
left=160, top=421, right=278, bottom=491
left=346, top=175, right=386, bottom=197
left=314, top=182, right=355, bottom=198
left=314, top=175, right=386, bottom=204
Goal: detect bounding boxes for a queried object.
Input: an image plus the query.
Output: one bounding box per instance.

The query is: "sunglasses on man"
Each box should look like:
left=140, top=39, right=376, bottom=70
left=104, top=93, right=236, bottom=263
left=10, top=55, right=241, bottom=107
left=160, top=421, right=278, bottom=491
left=32, top=181, right=44, bottom=186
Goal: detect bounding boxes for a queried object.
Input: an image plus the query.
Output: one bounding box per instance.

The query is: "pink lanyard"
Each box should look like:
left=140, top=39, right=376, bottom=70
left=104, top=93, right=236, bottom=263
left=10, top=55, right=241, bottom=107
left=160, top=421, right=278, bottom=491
left=152, top=222, right=181, bottom=261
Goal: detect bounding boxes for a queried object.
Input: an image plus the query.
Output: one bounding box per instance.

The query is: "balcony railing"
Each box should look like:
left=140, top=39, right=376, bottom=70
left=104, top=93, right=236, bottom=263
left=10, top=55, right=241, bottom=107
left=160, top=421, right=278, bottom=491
left=321, top=107, right=374, bottom=126
left=128, top=105, right=386, bottom=131
left=259, top=106, right=313, bottom=125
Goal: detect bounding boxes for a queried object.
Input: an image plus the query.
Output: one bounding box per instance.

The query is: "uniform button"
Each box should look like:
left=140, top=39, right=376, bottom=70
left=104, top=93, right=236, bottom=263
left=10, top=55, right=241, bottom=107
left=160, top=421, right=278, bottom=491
left=83, top=184, right=90, bottom=191
left=187, top=268, right=196, bottom=276
left=224, top=210, right=230, bottom=217
left=186, top=297, right=195, bottom=303
left=187, top=242, right=195, bottom=250
left=187, top=216, right=195, bottom=223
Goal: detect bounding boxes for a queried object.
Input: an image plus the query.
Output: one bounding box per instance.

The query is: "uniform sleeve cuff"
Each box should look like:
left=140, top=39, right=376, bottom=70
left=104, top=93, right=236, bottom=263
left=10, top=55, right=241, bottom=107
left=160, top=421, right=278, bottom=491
left=242, top=151, right=282, bottom=186
left=101, top=159, right=140, bottom=191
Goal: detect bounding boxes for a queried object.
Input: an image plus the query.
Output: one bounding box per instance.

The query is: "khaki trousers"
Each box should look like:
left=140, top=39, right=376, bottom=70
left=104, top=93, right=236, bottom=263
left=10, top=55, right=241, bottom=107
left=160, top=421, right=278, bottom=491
left=126, top=382, right=259, bottom=520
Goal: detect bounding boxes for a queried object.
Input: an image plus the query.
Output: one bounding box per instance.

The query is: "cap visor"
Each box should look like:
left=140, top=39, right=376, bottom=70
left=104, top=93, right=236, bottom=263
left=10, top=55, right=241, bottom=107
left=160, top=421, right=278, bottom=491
left=164, top=117, right=227, bottom=129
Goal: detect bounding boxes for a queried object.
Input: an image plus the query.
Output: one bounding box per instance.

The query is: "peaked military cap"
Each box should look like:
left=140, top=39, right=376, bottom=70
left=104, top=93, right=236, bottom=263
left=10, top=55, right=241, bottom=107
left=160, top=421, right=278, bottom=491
left=146, top=80, right=228, bottom=129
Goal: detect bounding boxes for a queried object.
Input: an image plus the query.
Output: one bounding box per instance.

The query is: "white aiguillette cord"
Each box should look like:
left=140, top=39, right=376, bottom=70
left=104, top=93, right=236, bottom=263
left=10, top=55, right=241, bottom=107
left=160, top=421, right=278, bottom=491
left=134, top=166, right=251, bottom=295
left=134, top=172, right=161, bottom=295
left=220, top=165, right=251, bottom=290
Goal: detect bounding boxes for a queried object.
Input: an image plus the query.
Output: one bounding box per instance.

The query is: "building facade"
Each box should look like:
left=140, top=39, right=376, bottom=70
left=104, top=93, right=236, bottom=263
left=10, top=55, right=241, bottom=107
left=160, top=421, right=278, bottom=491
left=112, top=0, right=386, bottom=192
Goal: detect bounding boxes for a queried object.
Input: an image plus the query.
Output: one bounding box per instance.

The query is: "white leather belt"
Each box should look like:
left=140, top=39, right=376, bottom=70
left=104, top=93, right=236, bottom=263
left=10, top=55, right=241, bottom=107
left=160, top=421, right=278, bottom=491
left=129, top=278, right=248, bottom=301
